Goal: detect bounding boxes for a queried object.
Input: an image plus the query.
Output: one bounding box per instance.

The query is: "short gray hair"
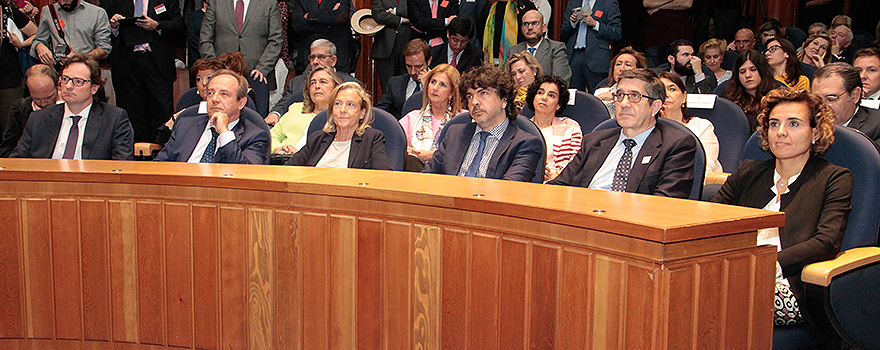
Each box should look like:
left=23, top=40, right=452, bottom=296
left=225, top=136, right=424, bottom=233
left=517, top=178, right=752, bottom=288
left=311, top=39, right=337, bottom=55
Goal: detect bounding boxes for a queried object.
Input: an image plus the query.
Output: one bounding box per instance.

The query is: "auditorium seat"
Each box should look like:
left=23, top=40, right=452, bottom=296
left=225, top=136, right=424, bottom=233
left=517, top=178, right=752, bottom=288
left=246, top=75, right=270, bottom=117
left=743, top=126, right=880, bottom=349
left=688, top=97, right=750, bottom=173
left=175, top=87, right=257, bottom=112
left=401, top=91, right=423, bottom=117
left=593, top=118, right=706, bottom=200
left=306, top=107, right=407, bottom=171
left=521, top=90, right=611, bottom=136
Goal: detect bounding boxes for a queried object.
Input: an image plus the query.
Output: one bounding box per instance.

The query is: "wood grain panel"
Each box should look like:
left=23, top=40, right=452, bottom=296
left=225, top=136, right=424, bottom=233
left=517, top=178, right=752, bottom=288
left=329, top=215, right=356, bottom=350
left=50, top=199, right=82, bottom=340
left=192, top=205, right=219, bottom=350
left=164, top=203, right=192, bottom=348
left=23, top=199, right=53, bottom=339
left=499, top=238, right=527, bottom=350
left=301, top=213, right=329, bottom=350
left=624, top=261, right=659, bottom=349
left=136, top=202, right=164, bottom=346
left=356, top=218, right=382, bottom=350
left=220, top=207, right=247, bottom=350
left=559, top=249, right=592, bottom=350
left=0, top=199, right=23, bottom=339
left=416, top=226, right=442, bottom=350
left=80, top=200, right=109, bottom=341
left=696, top=261, right=723, bottom=349
left=665, top=265, right=696, bottom=350
left=722, top=256, right=751, bottom=350
left=249, top=209, right=273, bottom=350
left=591, top=255, right=625, bottom=350
left=530, top=243, right=559, bottom=350
left=468, top=233, right=499, bottom=350
left=751, top=249, right=777, bottom=350
left=273, top=210, right=300, bottom=350
left=108, top=201, right=138, bottom=343
left=384, top=222, right=412, bottom=350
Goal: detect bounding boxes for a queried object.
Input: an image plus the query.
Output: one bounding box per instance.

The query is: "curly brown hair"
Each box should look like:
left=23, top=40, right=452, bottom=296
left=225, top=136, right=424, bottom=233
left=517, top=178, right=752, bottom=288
left=460, top=64, right=518, bottom=121
left=757, top=88, right=835, bottom=156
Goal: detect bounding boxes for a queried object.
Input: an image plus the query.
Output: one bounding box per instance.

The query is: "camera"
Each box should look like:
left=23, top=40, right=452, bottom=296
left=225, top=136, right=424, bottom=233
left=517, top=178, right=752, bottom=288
left=54, top=43, right=69, bottom=59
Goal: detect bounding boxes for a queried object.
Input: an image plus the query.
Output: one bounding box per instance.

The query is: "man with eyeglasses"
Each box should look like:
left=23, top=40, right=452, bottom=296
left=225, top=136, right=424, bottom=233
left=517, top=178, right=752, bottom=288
left=155, top=70, right=269, bottom=164
left=11, top=54, right=133, bottom=160
left=1, top=65, right=62, bottom=157
left=812, top=62, right=880, bottom=144
left=506, top=10, right=571, bottom=84
left=377, top=39, right=432, bottom=119
left=265, top=39, right=362, bottom=126
left=548, top=69, right=696, bottom=198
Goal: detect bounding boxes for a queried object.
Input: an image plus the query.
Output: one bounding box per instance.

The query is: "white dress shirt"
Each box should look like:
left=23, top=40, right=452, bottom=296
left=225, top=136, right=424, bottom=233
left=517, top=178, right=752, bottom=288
left=52, top=103, right=93, bottom=159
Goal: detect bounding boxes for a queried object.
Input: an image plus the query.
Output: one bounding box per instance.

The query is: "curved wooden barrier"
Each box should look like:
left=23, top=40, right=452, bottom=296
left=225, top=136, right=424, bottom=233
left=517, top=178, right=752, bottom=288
left=0, top=159, right=783, bottom=350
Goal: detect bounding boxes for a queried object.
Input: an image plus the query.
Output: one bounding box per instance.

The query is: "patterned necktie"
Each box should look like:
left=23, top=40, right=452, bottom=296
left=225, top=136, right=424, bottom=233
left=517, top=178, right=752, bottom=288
left=464, top=131, right=489, bottom=177
left=62, top=116, right=82, bottom=159
left=235, top=0, right=245, bottom=32
left=528, top=47, right=536, bottom=56
left=611, top=139, right=636, bottom=192
left=200, top=127, right=219, bottom=163
left=451, top=51, right=458, bottom=68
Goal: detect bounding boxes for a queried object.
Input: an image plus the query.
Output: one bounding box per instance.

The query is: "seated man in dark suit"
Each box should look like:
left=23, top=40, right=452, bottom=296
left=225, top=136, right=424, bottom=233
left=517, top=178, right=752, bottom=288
left=155, top=70, right=270, bottom=164
left=11, top=55, right=133, bottom=160
left=812, top=63, right=880, bottom=143
left=423, top=64, right=543, bottom=181
left=548, top=69, right=696, bottom=198
left=1, top=64, right=60, bottom=157
left=376, top=39, right=431, bottom=119
left=430, top=17, right=482, bottom=74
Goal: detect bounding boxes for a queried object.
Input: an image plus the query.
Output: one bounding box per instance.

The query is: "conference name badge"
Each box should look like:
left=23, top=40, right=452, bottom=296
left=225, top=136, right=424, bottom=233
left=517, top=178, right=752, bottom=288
left=154, top=4, right=167, bottom=14
left=595, top=10, right=603, bottom=18
left=641, top=156, right=651, bottom=164
left=440, top=0, right=448, bottom=7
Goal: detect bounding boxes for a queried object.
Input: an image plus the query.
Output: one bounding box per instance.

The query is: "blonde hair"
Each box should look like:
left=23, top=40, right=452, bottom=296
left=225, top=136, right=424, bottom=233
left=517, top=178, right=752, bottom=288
left=699, top=38, right=728, bottom=55
left=505, top=52, right=543, bottom=77
left=420, top=64, right=462, bottom=113
left=323, top=82, right=373, bottom=136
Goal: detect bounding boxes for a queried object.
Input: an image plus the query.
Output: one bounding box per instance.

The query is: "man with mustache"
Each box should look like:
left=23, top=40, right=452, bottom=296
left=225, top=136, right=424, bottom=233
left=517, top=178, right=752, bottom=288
left=660, top=39, right=716, bottom=94
left=31, top=0, right=112, bottom=66
left=422, top=65, right=543, bottom=182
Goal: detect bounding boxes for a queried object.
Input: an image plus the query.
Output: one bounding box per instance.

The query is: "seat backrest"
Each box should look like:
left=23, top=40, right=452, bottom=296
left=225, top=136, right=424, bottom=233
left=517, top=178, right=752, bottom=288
left=246, top=76, right=270, bottom=117
left=689, top=97, right=750, bottom=172
left=592, top=118, right=706, bottom=200
left=520, top=90, right=610, bottom=136
left=743, top=126, right=880, bottom=248
left=436, top=112, right=547, bottom=183
left=289, top=91, right=305, bottom=104
left=306, top=107, right=407, bottom=171
left=402, top=91, right=423, bottom=117
left=176, top=87, right=258, bottom=112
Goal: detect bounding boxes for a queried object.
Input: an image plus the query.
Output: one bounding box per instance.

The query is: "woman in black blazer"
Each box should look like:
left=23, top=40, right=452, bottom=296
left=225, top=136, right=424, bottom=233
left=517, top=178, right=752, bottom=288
left=285, top=83, right=392, bottom=170
left=713, top=88, right=853, bottom=326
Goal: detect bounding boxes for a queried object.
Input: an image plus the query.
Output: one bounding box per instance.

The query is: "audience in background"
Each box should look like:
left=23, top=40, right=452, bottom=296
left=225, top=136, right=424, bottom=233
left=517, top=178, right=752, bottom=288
left=594, top=47, right=646, bottom=118
left=429, top=17, right=483, bottom=74
left=798, top=34, right=832, bottom=70
left=371, top=0, right=413, bottom=89
left=505, top=51, right=542, bottom=115
left=726, top=50, right=777, bottom=132
left=271, top=65, right=342, bottom=155
left=398, top=64, right=463, bottom=171
left=377, top=39, right=432, bottom=120
left=812, top=63, right=880, bottom=143
left=663, top=39, right=716, bottom=94
left=729, top=28, right=757, bottom=55
left=854, top=48, right=880, bottom=100
left=658, top=71, right=722, bottom=173
left=506, top=9, right=571, bottom=84
left=766, top=38, right=809, bottom=91
left=0, top=64, right=59, bottom=157
left=562, top=0, right=621, bottom=92
left=700, top=38, right=732, bottom=85
left=830, top=25, right=856, bottom=63
left=526, top=74, right=579, bottom=182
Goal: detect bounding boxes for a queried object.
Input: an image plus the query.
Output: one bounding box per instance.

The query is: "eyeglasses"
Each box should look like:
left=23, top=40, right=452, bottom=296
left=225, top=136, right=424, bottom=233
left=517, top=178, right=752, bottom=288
left=522, top=20, right=541, bottom=28
left=59, top=75, right=89, bottom=87
left=822, top=92, right=847, bottom=103
left=308, top=54, right=333, bottom=61
left=764, top=45, right=782, bottom=54
left=612, top=91, right=655, bottom=103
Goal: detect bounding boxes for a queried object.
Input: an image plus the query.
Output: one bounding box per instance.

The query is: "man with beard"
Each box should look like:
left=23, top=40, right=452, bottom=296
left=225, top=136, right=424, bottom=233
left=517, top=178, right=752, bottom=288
left=31, top=0, right=112, bottom=66
left=660, top=39, right=716, bottom=94
left=506, top=10, right=571, bottom=83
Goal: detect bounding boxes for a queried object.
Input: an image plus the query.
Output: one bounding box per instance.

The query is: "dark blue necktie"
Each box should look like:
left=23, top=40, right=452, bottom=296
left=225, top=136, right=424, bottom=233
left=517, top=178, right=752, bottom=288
left=464, top=131, right=489, bottom=177
left=611, top=139, right=637, bottom=192
left=200, top=127, right=218, bottom=163
left=528, top=47, right=536, bottom=56
left=62, top=115, right=81, bottom=159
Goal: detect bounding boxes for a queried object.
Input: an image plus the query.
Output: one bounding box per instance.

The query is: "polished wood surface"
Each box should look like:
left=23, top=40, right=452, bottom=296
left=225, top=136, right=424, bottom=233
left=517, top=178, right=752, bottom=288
left=802, top=247, right=880, bottom=287
left=0, top=159, right=783, bottom=350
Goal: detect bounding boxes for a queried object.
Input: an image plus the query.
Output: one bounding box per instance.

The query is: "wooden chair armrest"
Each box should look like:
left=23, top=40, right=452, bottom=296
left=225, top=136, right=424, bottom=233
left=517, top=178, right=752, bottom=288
left=705, top=172, right=730, bottom=185
left=135, top=143, right=163, bottom=157
left=801, top=247, right=880, bottom=287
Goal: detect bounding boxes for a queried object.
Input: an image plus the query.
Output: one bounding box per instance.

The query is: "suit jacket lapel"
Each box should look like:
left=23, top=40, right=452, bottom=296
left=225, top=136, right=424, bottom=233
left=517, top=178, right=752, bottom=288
left=626, top=127, right=662, bottom=192
left=348, top=132, right=365, bottom=168
left=486, top=122, right=516, bottom=178
left=81, top=102, right=105, bottom=159
left=241, top=0, right=259, bottom=33
left=537, top=42, right=550, bottom=64
left=849, top=108, right=867, bottom=129
left=583, top=131, right=618, bottom=185
left=449, top=123, right=477, bottom=174
left=181, top=116, right=210, bottom=160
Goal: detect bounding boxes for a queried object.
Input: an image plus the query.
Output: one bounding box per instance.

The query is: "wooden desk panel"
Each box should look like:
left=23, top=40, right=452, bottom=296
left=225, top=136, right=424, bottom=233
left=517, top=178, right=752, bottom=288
left=0, top=160, right=782, bottom=350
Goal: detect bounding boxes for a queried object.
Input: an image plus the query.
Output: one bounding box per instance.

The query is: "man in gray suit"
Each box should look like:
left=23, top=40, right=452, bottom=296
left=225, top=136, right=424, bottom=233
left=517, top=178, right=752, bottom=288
left=506, top=10, right=571, bottom=83
left=199, top=0, right=283, bottom=90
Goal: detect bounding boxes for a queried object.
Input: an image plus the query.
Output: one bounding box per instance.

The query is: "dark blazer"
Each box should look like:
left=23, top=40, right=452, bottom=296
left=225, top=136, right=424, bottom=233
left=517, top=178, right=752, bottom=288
left=154, top=111, right=270, bottom=164
left=422, top=121, right=543, bottom=181
left=285, top=127, right=392, bottom=170
left=376, top=74, right=417, bottom=119
left=547, top=122, right=696, bottom=198
left=10, top=101, right=134, bottom=160
left=289, top=0, right=351, bottom=73
left=106, top=0, right=184, bottom=80
left=371, top=0, right=413, bottom=59
left=847, top=106, right=880, bottom=144
left=652, top=63, right=717, bottom=94
left=506, top=38, right=572, bottom=83
left=712, top=157, right=853, bottom=300
left=430, top=42, right=483, bottom=73
left=560, top=0, right=621, bottom=74
left=408, top=0, right=459, bottom=44
left=0, top=97, right=35, bottom=157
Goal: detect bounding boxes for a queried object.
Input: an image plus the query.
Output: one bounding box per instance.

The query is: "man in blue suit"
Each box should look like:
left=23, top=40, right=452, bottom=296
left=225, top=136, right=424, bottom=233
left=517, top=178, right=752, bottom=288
left=561, top=0, right=621, bottom=93
left=422, top=65, right=543, bottom=181
left=155, top=70, right=269, bottom=164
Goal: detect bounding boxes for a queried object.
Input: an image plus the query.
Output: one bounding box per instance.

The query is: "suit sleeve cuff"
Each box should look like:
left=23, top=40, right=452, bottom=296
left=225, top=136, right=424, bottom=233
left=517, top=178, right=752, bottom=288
left=694, top=73, right=706, bottom=83
left=217, top=131, right=236, bottom=147
left=593, top=22, right=600, bottom=31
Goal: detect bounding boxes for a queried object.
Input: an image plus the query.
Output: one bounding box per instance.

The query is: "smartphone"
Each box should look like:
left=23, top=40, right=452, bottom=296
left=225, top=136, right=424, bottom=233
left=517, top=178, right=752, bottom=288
left=573, top=6, right=590, bottom=21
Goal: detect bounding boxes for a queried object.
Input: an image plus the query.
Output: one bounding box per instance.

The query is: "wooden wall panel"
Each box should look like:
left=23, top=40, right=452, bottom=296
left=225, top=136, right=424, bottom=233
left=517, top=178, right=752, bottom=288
left=108, top=201, right=138, bottom=343
left=50, top=199, right=82, bottom=340
left=220, top=207, right=247, bottom=350
left=696, top=261, right=723, bottom=349
left=499, top=238, right=528, bottom=350
left=356, top=218, right=383, bottom=350
left=23, top=199, right=53, bottom=340
left=300, top=213, right=329, bottom=350
left=751, top=250, right=777, bottom=350
left=665, top=266, right=696, bottom=349
left=136, top=202, right=164, bottom=346
left=192, top=205, right=219, bottom=350
left=80, top=200, right=110, bottom=342
left=723, top=256, right=751, bottom=350
left=468, top=233, right=500, bottom=350
left=329, top=215, right=356, bottom=350
left=624, top=261, right=659, bottom=349
left=164, top=203, right=192, bottom=348
left=438, top=229, right=466, bottom=350
left=273, top=210, right=301, bottom=350
left=384, top=222, right=413, bottom=350
left=591, top=255, right=625, bottom=349
left=0, top=199, right=23, bottom=339
left=249, top=209, right=274, bottom=350
left=559, top=249, right=592, bottom=350
left=530, top=244, right=559, bottom=350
